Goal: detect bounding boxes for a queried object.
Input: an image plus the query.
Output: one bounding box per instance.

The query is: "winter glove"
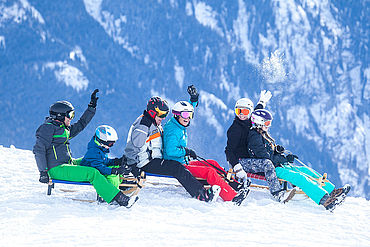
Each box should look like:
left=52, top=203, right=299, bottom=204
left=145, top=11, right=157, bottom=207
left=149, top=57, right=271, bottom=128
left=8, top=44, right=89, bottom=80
left=187, top=85, right=199, bottom=105
left=111, top=165, right=132, bottom=175
left=113, top=157, right=123, bottom=166
left=286, top=154, right=298, bottom=163
left=184, top=147, right=197, bottom=159
left=88, top=89, right=99, bottom=108
left=275, top=145, right=285, bottom=154
left=233, top=163, right=248, bottom=182
left=257, top=90, right=272, bottom=108
left=39, top=171, right=49, bottom=184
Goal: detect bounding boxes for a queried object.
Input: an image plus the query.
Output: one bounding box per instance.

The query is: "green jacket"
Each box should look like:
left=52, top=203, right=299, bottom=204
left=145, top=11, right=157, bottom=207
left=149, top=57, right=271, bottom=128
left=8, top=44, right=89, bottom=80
left=33, top=107, right=95, bottom=172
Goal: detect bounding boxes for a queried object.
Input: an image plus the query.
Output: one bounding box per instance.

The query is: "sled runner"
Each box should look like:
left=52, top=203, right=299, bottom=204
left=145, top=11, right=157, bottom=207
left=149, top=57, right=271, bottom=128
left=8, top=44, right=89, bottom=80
left=46, top=171, right=146, bottom=202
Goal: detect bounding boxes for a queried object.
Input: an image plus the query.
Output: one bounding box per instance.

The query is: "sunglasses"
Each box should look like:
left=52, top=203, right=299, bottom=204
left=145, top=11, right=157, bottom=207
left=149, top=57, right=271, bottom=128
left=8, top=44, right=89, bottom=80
left=155, top=107, right=169, bottom=118
left=235, top=108, right=250, bottom=116
left=66, top=110, right=75, bottom=119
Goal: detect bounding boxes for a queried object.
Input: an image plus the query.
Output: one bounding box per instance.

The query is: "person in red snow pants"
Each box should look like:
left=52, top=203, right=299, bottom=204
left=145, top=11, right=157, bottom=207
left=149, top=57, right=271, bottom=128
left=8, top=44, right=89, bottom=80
left=185, top=160, right=237, bottom=201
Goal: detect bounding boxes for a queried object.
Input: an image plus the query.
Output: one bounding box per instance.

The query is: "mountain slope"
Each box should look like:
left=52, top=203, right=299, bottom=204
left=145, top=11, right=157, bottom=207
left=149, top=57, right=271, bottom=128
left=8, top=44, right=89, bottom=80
left=1, top=146, right=370, bottom=246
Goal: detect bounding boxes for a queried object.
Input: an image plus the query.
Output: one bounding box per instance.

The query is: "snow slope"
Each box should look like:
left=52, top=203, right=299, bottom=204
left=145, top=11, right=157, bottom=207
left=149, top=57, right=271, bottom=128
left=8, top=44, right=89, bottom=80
left=0, top=146, right=369, bottom=247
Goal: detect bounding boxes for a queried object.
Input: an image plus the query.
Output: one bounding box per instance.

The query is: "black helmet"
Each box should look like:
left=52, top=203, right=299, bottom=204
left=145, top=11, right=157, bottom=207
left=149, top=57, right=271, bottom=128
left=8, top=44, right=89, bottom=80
left=49, top=101, right=75, bottom=121
left=146, top=96, right=169, bottom=119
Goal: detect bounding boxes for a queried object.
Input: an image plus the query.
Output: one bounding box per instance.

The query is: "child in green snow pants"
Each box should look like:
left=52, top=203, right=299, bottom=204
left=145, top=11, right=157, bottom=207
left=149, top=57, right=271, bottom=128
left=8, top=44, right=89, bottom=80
left=275, top=164, right=335, bottom=204
left=48, top=158, right=120, bottom=203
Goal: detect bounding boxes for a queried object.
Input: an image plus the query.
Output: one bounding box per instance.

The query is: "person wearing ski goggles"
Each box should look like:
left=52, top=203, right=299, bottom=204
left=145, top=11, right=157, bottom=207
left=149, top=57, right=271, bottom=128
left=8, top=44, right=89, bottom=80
left=162, top=85, right=252, bottom=204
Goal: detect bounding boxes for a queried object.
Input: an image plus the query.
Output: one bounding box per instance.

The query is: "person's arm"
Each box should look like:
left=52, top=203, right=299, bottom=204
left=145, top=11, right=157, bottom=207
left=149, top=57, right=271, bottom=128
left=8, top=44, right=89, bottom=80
left=70, top=89, right=98, bottom=138
left=247, top=130, right=270, bottom=159
left=33, top=123, right=54, bottom=172
left=82, top=152, right=112, bottom=175
left=225, top=125, right=241, bottom=168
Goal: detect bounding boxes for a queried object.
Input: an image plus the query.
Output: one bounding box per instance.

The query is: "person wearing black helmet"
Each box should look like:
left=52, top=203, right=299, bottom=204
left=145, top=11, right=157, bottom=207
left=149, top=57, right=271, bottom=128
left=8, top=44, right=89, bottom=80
left=124, top=96, right=218, bottom=202
left=33, top=90, right=136, bottom=207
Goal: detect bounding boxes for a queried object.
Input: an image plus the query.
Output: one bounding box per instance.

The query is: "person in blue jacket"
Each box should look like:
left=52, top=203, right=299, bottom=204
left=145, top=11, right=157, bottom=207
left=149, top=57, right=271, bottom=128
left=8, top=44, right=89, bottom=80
left=80, top=125, right=137, bottom=207
left=163, top=85, right=249, bottom=205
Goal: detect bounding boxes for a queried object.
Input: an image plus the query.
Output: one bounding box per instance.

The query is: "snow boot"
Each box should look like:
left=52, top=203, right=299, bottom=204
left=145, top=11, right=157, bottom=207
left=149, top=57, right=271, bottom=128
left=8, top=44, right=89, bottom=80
left=330, top=184, right=351, bottom=206
left=113, top=191, right=139, bottom=208
left=320, top=194, right=339, bottom=212
left=196, top=185, right=221, bottom=202
left=232, top=188, right=250, bottom=206
left=272, top=188, right=296, bottom=203
left=232, top=179, right=251, bottom=206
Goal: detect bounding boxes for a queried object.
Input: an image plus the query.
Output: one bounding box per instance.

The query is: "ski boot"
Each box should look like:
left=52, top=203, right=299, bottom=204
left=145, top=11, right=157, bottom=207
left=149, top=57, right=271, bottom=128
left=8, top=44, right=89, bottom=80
left=113, top=191, right=139, bottom=208
left=320, top=194, right=339, bottom=212
left=330, top=184, right=351, bottom=206
left=197, top=185, right=221, bottom=202
left=232, top=179, right=251, bottom=206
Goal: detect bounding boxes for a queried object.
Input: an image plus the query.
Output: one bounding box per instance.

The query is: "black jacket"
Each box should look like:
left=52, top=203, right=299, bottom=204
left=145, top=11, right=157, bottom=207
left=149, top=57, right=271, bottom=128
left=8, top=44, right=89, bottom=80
left=225, top=104, right=263, bottom=168
left=247, top=128, right=288, bottom=167
left=33, top=106, right=96, bottom=172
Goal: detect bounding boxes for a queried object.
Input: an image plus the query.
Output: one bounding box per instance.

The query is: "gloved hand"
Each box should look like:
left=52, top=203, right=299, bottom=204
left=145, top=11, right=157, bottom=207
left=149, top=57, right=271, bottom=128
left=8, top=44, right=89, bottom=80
left=275, top=145, right=285, bottom=154
left=111, top=165, right=132, bottom=175
left=286, top=154, right=298, bottom=163
left=113, top=155, right=128, bottom=167
left=258, top=90, right=272, bottom=108
left=233, top=163, right=248, bottom=182
left=187, top=85, right=199, bottom=104
left=88, top=89, right=99, bottom=108
left=184, top=147, right=197, bottom=159
left=39, top=171, right=49, bottom=184
left=113, top=157, right=123, bottom=166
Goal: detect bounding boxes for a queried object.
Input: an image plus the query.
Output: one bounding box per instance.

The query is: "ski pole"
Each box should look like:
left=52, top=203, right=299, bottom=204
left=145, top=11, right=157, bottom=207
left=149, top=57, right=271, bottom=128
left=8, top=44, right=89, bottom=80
left=196, top=156, right=227, bottom=176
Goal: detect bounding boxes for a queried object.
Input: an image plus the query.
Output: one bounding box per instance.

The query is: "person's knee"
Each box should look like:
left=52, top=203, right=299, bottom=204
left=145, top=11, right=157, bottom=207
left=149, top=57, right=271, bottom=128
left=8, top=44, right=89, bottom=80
left=264, top=160, right=275, bottom=171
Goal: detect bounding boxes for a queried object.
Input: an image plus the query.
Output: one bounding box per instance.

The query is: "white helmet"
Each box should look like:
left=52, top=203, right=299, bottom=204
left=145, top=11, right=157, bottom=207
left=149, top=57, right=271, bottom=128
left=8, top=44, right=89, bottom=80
left=95, top=125, right=118, bottom=146
left=235, top=98, right=254, bottom=118
left=172, top=101, right=194, bottom=119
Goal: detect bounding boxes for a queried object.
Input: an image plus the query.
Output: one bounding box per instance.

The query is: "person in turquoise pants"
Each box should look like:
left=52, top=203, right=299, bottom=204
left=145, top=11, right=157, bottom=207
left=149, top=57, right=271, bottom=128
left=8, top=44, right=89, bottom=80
left=247, top=109, right=350, bottom=212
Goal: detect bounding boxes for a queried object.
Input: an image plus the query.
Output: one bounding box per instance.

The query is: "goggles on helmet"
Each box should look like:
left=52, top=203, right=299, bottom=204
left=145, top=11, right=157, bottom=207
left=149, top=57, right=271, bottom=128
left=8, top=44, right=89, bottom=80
left=173, top=111, right=193, bottom=119
left=155, top=107, right=169, bottom=118
left=96, top=136, right=115, bottom=148
left=66, top=110, right=75, bottom=119
left=235, top=108, right=250, bottom=116
left=264, top=120, right=272, bottom=127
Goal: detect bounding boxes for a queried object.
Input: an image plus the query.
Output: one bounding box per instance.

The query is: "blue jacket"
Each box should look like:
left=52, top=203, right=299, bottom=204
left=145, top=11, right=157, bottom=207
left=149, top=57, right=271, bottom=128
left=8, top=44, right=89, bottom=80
left=163, top=117, right=188, bottom=164
left=163, top=101, right=197, bottom=164
left=80, top=137, right=115, bottom=175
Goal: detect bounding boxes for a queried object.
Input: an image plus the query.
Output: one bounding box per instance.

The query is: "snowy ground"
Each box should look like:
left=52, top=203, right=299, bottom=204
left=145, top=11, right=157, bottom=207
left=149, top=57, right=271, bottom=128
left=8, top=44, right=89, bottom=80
left=0, top=146, right=369, bottom=247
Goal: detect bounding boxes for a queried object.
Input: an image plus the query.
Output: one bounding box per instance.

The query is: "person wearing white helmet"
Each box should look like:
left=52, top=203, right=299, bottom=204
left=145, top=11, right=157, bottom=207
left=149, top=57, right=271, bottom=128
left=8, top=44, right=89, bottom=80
left=247, top=109, right=350, bottom=211
left=124, top=95, right=217, bottom=202
left=225, top=90, right=272, bottom=180
left=79, top=125, right=138, bottom=207
left=224, top=90, right=297, bottom=203
left=163, top=85, right=251, bottom=205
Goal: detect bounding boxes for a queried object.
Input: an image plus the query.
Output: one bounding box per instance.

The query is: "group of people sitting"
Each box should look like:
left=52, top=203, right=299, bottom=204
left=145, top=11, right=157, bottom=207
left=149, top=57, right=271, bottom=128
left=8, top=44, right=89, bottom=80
left=33, top=86, right=350, bottom=211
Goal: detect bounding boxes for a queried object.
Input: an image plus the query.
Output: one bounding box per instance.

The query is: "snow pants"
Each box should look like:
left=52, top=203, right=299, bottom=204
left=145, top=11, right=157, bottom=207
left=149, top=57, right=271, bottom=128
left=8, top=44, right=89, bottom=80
left=142, top=158, right=204, bottom=197
left=48, top=159, right=120, bottom=203
left=239, top=158, right=281, bottom=194
left=186, top=160, right=237, bottom=201
left=275, top=164, right=335, bottom=205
